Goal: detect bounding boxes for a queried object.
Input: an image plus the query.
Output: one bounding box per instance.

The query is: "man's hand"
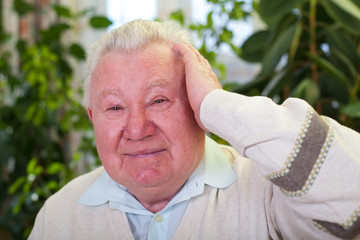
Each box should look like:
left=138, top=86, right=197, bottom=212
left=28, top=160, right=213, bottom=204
left=173, top=43, right=222, bottom=130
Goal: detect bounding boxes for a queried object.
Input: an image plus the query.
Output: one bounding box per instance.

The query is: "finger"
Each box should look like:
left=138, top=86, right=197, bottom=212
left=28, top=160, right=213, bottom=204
left=173, top=43, right=198, bottom=65
left=173, top=43, right=213, bottom=76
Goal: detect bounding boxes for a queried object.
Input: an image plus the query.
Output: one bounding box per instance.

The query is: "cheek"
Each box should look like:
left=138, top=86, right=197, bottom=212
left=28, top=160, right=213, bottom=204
left=159, top=103, right=203, bottom=152
left=92, top=117, right=124, bottom=156
left=176, top=102, right=202, bottom=135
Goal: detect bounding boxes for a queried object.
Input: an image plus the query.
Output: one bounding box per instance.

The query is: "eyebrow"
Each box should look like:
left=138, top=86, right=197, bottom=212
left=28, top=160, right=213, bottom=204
left=144, top=80, right=174, bottom=92
left=100, top=89, right=120, bottom=98
left=98, top=79, right=175, bottom=99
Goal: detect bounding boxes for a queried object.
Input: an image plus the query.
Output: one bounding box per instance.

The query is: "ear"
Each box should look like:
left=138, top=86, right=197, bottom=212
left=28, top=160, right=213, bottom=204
left=87, top=107, right=93, bottom=122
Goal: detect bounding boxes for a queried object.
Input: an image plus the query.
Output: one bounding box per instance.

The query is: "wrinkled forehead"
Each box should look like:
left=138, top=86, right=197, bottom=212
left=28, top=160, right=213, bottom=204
left=90, top=42, right=185, bottom=95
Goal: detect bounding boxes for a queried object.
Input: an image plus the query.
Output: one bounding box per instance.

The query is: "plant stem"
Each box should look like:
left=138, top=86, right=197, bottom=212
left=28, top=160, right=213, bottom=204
left=309, top=0, right=322, bottom=113
left=309, top=0, right=318, bottom=84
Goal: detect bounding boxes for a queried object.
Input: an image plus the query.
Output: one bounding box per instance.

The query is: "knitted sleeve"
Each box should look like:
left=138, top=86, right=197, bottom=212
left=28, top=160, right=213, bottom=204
left=200, top=89, right=360, bottom=239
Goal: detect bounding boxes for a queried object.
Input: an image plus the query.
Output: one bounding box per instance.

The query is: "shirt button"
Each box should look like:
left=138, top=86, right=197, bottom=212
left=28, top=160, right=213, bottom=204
left=154, top=214, right=163, bottom=223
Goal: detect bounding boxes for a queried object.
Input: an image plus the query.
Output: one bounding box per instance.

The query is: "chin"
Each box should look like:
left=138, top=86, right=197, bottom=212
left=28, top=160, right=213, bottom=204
left=132, top=169, right=169, bottom=187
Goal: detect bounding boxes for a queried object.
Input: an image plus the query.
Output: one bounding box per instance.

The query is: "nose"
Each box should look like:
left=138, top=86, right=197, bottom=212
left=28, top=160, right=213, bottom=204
left=123, top=107, right=156, bottom=141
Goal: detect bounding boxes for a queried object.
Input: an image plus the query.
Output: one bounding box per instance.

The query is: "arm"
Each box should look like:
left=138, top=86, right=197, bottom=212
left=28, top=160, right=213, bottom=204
left=173, top=43, right=360, bottom=239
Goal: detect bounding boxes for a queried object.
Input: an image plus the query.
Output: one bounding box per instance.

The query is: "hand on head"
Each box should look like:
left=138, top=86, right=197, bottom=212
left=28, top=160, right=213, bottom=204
left=173, top=43, right=222, bottom=130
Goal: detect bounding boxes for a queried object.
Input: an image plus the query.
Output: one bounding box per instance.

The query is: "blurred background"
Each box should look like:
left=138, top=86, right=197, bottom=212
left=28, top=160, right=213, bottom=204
left=1, top=0, right=359, bottom=239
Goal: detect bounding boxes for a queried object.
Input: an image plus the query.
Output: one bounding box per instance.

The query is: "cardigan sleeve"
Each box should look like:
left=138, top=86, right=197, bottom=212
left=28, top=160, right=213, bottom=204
left=200, top=89, right=360, bottom=239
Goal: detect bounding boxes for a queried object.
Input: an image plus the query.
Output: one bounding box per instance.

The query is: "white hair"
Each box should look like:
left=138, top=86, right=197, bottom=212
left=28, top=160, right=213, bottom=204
left=82, top=19, right=192, bottom=108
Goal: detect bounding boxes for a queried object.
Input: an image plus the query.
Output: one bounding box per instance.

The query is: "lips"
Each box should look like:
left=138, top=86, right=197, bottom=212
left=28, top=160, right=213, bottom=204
left=125, top=149, right=166, bottom=157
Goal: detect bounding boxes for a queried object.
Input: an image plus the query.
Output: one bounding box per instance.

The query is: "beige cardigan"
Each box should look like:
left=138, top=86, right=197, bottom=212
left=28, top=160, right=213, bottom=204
left=29, top=90, right=360, bottom=239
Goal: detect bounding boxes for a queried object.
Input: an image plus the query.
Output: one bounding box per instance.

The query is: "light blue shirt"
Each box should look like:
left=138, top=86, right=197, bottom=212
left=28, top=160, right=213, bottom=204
left=78, top=136, right=237, bottom=240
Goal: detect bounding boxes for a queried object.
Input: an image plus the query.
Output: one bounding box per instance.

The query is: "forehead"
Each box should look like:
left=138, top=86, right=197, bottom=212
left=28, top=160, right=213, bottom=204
left=90, top=43, right=184, bottom=98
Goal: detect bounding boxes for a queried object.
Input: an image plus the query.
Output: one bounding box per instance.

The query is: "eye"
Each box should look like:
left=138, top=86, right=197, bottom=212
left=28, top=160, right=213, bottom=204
left=148, top=96, right=171, bottom=111
left=107, top=106, right=123, bottom=111
left=153, top=99, right=165, bottom=104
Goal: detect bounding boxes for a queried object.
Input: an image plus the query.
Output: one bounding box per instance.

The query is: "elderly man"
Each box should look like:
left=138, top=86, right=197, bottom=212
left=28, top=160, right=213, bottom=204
left=29, top=20, right=360, bottom=239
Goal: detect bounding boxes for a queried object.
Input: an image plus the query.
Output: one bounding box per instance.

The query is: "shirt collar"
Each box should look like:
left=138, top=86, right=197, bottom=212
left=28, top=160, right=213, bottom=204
left=77, top=136, right=237, bottom=208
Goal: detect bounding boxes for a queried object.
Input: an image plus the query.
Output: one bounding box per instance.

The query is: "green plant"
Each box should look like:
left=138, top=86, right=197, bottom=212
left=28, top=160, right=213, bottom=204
left=0, top=1, right=110, bottom=239
left=170, top=1, right=251, bottom=81
left=240, top=0, right=360, bottom=132
left=172, top=0, right=360, bottom=132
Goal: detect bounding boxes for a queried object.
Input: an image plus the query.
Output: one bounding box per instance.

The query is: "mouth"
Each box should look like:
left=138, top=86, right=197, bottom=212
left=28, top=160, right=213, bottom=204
left=125, top=149, right=166, bottom=158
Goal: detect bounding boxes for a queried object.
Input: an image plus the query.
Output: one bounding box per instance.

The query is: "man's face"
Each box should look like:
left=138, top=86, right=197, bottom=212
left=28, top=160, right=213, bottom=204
left=88, top=43, right=205, bottom=197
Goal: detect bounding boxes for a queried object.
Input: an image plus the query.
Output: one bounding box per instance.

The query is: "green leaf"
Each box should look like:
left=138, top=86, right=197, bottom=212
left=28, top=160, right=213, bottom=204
left=170, top=10, right=185, bottom=25
left=8, top=176, right=26, bottom=194
left=47, top=162, right=64, bottom=175
left=230, top=2, right=246, bottom=20
left=331, top=47, right=358, bottom=80
left=319, top=74, right=350, bottom=103
left=260, top=21, right=298, bottom=78
left=322, top=0, right=360, bottom=35
left=326, top=29, right=360, bottom=66
left=291, top=78, right=320, bottom=106
left=308, top=54, right=351, bottom=91
left=41, top=23, right=71, bottom=42
left=69, top=43, right=86, bottom=60
left=328, top=0, right=360, bottom=21
left=241, top=30, right=270, bottom=62
left=53, top=5, right=72, bottom=18
left=207, top=12, right=214, bottom=28
left=16, top=39, right=28, bottom=54
left=341, top=102, right=360, bottom=118
left=26, top=157, right=38, bottom=175
left=47, top=180, right=59, bottom=190
left=258, top=0, right=305, bottom=26
left=34, top=166, right=43, bottom=176
left=89, top=16, right=112, bottom=29
left=220, top=28, right=233, bottom=44
left=23, top=181, right=32, bottom=193
left=13, top=0, right=35, bottom=16
left=12, top=195, right=25, bottom=214
left=288, top=19, right=303, bottom=63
